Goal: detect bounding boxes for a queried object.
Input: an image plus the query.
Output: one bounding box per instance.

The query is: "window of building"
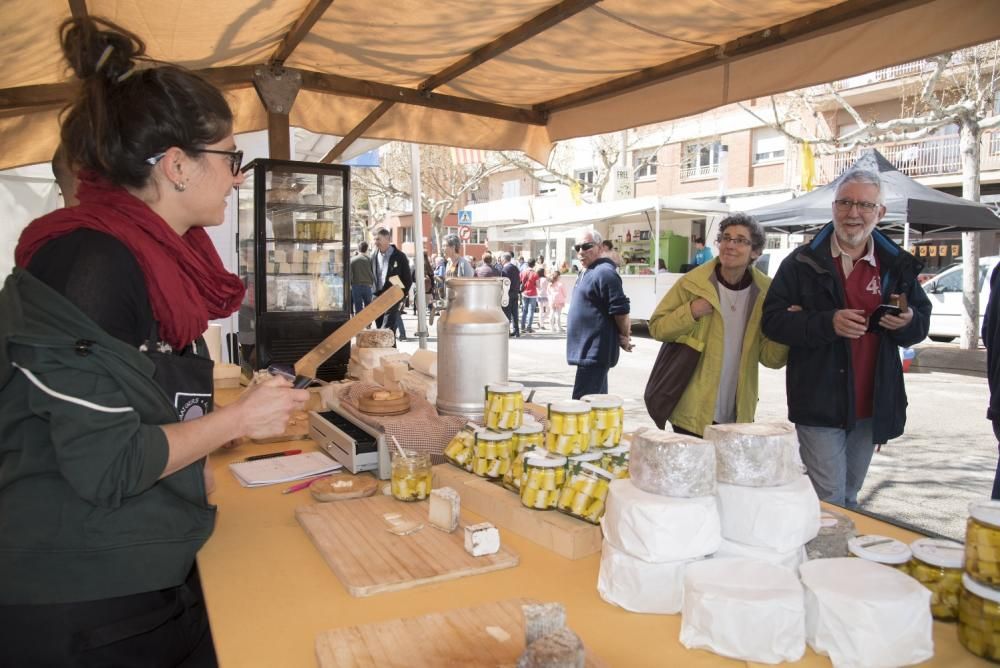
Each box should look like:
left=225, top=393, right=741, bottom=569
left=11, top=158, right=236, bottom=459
left=753, top=128, right=786, bottom=164
left=633, top=148, right=658, bottom=179
left=681, top=141, right=721, bottom=179
left=444, top=226, right=458, bottom=237
left=401, top=226, right=414, bottom=243
left=538, top=181, right=558, bottom=196
left=575, top=169, right=596, bottom=185
left=501, top=179, right=521, bottom=199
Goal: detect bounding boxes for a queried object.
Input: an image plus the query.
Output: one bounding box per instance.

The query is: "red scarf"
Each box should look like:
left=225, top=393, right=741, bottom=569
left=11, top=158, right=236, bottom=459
left=16, top=171, right=245, bottom=350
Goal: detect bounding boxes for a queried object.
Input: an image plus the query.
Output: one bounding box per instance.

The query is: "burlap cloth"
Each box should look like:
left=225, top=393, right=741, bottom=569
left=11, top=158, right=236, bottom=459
left=331, top=382, right=549, bottom=456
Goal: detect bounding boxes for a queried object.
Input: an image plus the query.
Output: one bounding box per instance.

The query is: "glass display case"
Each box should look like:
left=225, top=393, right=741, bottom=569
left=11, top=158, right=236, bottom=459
left=237, top=158, right=351, bottom=382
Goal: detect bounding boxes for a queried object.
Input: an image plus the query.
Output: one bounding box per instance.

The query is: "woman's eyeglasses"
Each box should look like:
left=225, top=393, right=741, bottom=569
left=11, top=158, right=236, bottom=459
left=145, top=148, right=244, bottom=177
left=574, top=242, right=596, bottom=252
left=717, top=234, right=753, bottom=247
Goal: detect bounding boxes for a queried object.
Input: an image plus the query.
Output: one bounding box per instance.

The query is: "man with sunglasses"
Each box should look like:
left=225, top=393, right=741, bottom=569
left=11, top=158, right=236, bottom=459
left=762, top=169, right=931, bottom=509
left=566, top=230, right=632, bottom=399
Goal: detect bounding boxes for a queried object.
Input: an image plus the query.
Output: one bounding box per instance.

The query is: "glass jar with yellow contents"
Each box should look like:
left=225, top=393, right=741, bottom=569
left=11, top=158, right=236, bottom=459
left=472, top=430, right=513, bottom=479
left=390, top=450, right=432, bottom=501
left=503, top=447, right=542, bottom=493
left=545, top=400, right=592, bottom=456
left=484, top=383, right=524, bottom=431
left=847, top=535, right=912, bottom=572
left=966, top=501, right=1000, bottom=587
left=519, top=454, right=567, bottom=510
left=512, top=422, right=545, bottom=453
left=959, top=573, right=1000, bottom=661
left=909, top=537, right=964, bottom=621
left=557, top=455, right=614, bottom=524
left=581, top=394, right=624, bottom=448
left=599, top=444, right=630, bottom=479
left=443, top=423, right=479, bottom=472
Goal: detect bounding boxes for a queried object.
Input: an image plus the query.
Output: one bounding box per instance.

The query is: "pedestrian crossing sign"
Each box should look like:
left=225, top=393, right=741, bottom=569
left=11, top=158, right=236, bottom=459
left=458, top=210, right=472, bottom=225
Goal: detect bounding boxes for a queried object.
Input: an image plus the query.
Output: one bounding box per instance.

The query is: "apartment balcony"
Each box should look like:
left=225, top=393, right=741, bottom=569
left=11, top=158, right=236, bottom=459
left=825, top=131, right=1000, bottom=181
left=680, top=163, right=720, bottom=181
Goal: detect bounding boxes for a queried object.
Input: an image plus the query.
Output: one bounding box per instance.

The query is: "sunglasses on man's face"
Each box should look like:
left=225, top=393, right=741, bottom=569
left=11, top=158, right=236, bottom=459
left=574, top=242, right=596, bottom=252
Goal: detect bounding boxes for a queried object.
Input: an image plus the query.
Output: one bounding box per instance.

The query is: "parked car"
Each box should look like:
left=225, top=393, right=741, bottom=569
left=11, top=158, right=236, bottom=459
left=920, top=255, right=998, bottom=342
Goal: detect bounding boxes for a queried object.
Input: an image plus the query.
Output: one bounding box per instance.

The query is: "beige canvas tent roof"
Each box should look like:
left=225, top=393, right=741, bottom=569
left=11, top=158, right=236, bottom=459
left=1, top=0, right=998, bottom=170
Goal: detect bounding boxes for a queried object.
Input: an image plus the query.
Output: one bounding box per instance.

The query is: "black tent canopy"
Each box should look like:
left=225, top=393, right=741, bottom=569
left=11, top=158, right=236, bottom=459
left=748, top=149, right=1000, bottom=235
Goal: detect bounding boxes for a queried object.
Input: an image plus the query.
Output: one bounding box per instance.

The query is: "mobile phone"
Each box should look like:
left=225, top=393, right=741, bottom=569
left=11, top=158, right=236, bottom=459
left=867, top=304, right=902, bottom=332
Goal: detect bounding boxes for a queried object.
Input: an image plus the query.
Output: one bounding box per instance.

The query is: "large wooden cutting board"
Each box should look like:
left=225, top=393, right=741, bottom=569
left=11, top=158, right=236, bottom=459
left=315, top=598, right=606, bottom=668
left=295, top=495, right=519, bottom=597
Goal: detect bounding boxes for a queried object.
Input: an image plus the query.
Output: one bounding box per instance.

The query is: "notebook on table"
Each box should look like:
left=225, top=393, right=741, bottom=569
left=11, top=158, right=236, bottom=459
left=229, top=451, right=342, bottom=487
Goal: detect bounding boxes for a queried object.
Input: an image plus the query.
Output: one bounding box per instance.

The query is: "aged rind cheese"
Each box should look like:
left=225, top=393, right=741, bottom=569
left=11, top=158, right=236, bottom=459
left=805, top=509, right=856, bottom=560
left=356, top=329, right=395, bottom=348
left=598, top=539, right=693, bottom=614
left=629, top=430, right=715, bottom=497
left=522, top=602, right=566, bottom=645
left=704, top=422, right=803, bottom=487
left=463, top=522, right=500, bottom=556
left=715, top=475, right=821, bottom=552
left=428, top=486, right=461, bottom=532
left=517, top=628, right=585, bottom=668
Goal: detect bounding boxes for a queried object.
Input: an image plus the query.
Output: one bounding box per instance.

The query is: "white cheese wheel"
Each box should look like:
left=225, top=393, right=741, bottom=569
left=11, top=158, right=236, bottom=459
left=704, top=422, right=803, bottom=487
left=356, top=329, right=395, bottom=348
left=715, top=475, right=820, bottom=552
left=601, top=479, right=720, bottom=562
left=597, top=539, right=695, bottom=614
left=800, top=558, right=933, bottom=668
left=713, top=538, right=807, bottom=571
left=681, top=558, right=806, bottom=664
left=628, top=429, right=715, bottom=497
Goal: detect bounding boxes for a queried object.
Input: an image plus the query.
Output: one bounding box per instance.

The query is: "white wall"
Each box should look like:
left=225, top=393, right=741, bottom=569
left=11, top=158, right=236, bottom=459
left=0, top=165, right=62, bottom=281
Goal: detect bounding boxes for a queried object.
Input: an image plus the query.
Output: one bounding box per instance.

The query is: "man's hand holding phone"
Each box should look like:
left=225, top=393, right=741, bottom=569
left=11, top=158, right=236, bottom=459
left=870, top=294, right=913, bottom=332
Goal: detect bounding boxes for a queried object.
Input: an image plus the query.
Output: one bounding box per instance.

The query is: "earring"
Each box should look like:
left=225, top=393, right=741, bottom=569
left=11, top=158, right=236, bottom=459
left=174, top=181, right=187, bottom=192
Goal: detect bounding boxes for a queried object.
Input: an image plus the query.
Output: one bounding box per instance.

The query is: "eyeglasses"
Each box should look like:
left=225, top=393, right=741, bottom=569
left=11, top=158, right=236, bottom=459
left=145, top=148, right=244, bottom=177
left=833, top=198, right=879, bottom=213
left=574, top=242, right=596, bottom=252
left=717, top=234, right=752, bottom=247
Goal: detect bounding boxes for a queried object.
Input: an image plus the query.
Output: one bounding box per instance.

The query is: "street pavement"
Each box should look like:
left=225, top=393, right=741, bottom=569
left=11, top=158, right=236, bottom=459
left=395, top=310, right=993, bottom=542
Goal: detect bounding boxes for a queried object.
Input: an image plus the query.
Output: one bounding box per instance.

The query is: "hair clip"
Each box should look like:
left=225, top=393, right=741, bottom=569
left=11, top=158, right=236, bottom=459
left=116, top=65, right=137, bottom=83
left=95, top=45, right=114, bottom=72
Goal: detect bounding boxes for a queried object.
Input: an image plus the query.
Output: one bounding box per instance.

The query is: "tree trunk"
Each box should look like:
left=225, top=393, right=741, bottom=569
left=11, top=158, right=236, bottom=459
left=960, top=119, right=982, bottom=350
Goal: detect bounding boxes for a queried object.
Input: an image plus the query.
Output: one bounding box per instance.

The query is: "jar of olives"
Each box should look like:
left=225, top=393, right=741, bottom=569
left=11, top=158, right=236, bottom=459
left=519, top=454, right=567, bottom=510
left=472, top=430, right=513, bottom=479
left=959, top=572, right=1000, bottom=661
left=484, top=383, right=524, bottom=431
left=545, top=400, right=592, bottom=456
left=966, top=501, right=1000, bottom=587
left=391, top=450, right=432, bottom=501
left=580, top=394, right=624, bottom=448
left=847, top=535, right=912, bottom=572
left=909, top=537, right=964, bottom=621
left=599, top=444, right=630, bottom=479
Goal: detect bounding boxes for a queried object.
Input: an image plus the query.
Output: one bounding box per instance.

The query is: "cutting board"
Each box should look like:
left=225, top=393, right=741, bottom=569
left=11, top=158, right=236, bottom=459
left=295, top=495, right=519, bottom=597
left=315, top=598, right=607, bottom=667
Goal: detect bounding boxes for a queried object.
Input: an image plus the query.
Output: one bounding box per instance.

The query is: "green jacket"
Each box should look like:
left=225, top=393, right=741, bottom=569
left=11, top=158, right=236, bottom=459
left=647, top=259, right=788, bottom=436
left=0, top=269, right=215, bottom=605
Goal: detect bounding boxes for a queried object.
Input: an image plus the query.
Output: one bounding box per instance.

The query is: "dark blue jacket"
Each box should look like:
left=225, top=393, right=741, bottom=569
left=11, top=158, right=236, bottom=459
left=567, top=258, right=630, bottom=368
left=500, top=261, right=520, bottom=297
left=984, top=264, right=1000, bottom=437
left=761, top=223, right=930, bottom=444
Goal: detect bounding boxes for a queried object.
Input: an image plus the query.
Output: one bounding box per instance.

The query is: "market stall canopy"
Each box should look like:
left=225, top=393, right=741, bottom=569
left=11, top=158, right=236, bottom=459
left=507, top=195, right=729, bottom=232
left=1, top=0, right=999, bottom=171
left=747, top=149, right=1000, bottom=234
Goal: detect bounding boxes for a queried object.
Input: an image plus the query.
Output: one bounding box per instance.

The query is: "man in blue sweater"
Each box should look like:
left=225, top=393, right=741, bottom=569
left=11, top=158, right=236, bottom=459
left=566, top=230, right=632, bottom=398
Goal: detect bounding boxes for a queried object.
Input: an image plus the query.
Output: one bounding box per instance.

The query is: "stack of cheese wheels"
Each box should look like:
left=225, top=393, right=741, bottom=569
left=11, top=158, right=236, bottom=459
left=704, top=422, right=820, bottom=570
left=597, top=429, right=720, bottom=614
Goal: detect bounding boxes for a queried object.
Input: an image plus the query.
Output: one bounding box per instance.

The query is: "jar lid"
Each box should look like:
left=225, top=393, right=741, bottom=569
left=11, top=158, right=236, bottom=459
left=487, top=382, right=524, bottom=394
left=963, top=572, right=1000, bottom=604
left=580, top=462, right=615, bottom=481
left=910, top=538, right=964, bottom=569
left=476, top=430, right=513, bottom=441
left=568, top=452, right=603, bottom=463
left=969, top=500, right=1000, bottom=528
left=549, top=400, right=591, bottom=414
left=525, top=454, right=567, bottom=467
left=847, top=535, right=912, bottom=565
left=580, top=393, right=624, bottom=409
left=514, top=423, right=544, bottom=435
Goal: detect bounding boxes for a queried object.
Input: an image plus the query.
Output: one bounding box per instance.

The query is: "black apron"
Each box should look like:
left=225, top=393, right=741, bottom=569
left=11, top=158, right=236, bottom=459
left=144, top=321, right=215, bottom=421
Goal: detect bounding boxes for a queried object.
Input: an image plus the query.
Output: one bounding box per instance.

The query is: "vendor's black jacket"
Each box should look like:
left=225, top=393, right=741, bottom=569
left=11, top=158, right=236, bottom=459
left=985, top=263, right=1000, bottom=438
left=761, top=223, right=931, bottom=444
left=0, top=269, right=214, bottom=605
left=371, top=244, right=413, bottom=296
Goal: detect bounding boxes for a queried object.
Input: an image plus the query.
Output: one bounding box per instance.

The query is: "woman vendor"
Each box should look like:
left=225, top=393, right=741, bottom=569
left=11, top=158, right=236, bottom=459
left=0, top=17, right=307, bottom=666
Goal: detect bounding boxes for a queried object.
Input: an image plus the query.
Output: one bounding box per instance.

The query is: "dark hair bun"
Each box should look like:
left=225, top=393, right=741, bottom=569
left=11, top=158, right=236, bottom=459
left=60, top=17, right=146, bottom=83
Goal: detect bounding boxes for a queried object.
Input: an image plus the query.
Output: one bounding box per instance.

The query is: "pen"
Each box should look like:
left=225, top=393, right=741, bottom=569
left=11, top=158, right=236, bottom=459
left=244, top=449, right=302, bottom=462
left=282, top=476, right=326, bottom=495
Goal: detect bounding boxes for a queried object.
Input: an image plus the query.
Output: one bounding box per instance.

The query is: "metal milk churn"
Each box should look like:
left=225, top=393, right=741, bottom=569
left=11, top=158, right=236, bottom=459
left=435, top=278, right=509, bottom=417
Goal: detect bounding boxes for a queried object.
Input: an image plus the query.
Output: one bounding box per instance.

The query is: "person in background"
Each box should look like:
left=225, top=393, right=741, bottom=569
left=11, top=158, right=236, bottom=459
left=349, top=240, right=375, bottom=316
left=371, top=227, right=412, bottom=341
left=657, top=258, right=668, bottom=274
left=984, top=262, right=1000, bottom=499
left=566, top=230, right=632, bottom=398
left=692, top=236, right=714, bottom=266
left=601, top=239, right=622, bottom=269
left=0, top=16, right=307, bottom=665
left=500, top=252, right=521, bottom=337
left=433, top=255, right=447, bottom=280
left=476, top=251, right=500, bottom=278
left=518, top=255, right=528, bottom=272
left=520, top=258, right=540, bottom=334
left=536, top=266, right=550, bottom=330
left=547, top=269, right=567, bottom=333
left=648, top=213, right=788, bottom=436
left=52, top=143, right=80, bottom=207
left=559, top=260, right=571, bottom=274
left=762, top=169, right=930, bottom=508
left=443, top=233, right=473, bottom=278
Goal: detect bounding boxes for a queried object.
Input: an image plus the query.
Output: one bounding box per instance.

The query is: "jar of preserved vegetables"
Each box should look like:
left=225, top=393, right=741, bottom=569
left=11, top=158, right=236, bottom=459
left=391, top=451, right=432, bottom=501
left=909, top=537, right=964, bottom=621
left=966, top=501, right=1000, bottom=587
left=484, top=383, right=524, bottom=431
left=557, top=460, right=614, bottom=524
left=472, top=430, right=513, bottom=479
left=443, top=423, right=478, bottom=471
left=847, top=535, right=912, bottom=572
left=503, top=447, right=542, bottom=492
left=599, top=444, right=630, bottom=479
left=512, top=422, right=545, bottom=453
left=545, top=400, right=592, bottom=456
left=581, top=394, right=624, bottom=448
left=959, top=572, right=1000, bottom=661
left=519, top=454, right=567, bottom=510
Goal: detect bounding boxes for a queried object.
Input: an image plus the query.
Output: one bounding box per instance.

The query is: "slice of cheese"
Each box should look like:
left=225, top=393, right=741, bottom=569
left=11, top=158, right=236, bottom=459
left=463, top=522, right=500, bottom=557
left=428, top=487, right=460, bottom=532
left=384, top=362, right=410, bottom=382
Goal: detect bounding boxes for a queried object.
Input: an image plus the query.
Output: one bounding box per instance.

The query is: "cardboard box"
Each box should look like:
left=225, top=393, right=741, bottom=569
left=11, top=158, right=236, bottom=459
left=433, top=464, right=602, bottom=560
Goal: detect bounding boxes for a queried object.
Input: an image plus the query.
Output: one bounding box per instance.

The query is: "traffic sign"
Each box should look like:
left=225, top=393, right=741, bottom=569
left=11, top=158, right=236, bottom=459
left=458, top=210, right=472, bottom=225
left=458, top=225, right=472, bottom=241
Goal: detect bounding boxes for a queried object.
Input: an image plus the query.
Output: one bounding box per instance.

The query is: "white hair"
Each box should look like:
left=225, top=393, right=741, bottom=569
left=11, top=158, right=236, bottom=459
left=837, top=168, right=884, bottom=204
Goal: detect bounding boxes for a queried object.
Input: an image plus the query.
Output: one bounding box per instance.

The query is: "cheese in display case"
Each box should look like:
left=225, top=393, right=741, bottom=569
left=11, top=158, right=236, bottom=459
left=545, top=400, right=592, bottom=456
left=580, top=394, right=624, bottom=448
left=484, top=383, right=524, bottom=431
left=519, top=454, right=567, bottom=511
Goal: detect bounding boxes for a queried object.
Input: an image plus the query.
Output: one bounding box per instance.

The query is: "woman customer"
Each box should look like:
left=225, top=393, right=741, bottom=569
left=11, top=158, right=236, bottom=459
left=536, top=266, right=550, bottom=329
left=0, top=17, right=307, bottom=666
left=647, top=213, right=787, bottom=436
left=547, top=270, right=567, bottom=332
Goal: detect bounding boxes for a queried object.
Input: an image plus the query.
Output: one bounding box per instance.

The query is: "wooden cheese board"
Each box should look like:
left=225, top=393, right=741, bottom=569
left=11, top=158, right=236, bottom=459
left=357, top=390, right=410, bottom=416
left=315, top=598, right=607, bottom=668
left=295, top=494, right=518, bottom=597
left=309, top=473, right=379, bottom=502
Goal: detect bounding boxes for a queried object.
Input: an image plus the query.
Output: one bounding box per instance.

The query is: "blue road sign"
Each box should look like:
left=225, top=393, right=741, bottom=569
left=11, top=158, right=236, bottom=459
left=458, top=210, right=472, bottom=226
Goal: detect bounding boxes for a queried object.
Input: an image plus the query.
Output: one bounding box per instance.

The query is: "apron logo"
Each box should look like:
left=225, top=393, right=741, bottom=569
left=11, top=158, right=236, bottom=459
left=175, top=392, right=212, bottom=421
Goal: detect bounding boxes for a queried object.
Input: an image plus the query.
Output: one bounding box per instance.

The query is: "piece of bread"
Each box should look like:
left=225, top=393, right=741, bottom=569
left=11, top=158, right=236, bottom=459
left=372, top=390, right=392, bottom=401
